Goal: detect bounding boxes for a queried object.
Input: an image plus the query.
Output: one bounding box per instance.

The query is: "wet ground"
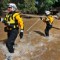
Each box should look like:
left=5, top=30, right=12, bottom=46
left=0, top=16, right=60, bottom=60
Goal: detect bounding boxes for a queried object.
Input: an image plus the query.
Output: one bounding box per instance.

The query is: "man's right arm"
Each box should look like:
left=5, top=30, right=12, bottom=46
left=0, top=17, right=8, bottom=25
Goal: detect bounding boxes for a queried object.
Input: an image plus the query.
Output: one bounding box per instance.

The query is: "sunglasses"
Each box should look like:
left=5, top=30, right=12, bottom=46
left=8, top=7, right=12, bottom=8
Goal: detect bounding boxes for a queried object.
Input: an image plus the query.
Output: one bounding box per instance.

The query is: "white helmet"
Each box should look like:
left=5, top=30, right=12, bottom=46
left=8, top=3, right=17, bottom=11
left=45, top=10, right=51, bottom=15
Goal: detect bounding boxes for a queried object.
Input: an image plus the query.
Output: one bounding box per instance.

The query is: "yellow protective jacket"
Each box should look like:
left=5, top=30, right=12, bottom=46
left=42, top=15, right=54, bottom=25
left=4, top=12, right=24, bottom=30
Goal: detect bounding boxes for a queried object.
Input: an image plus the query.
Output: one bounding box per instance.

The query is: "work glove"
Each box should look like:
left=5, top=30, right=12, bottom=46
left=19, top=30, right=24, bottom=39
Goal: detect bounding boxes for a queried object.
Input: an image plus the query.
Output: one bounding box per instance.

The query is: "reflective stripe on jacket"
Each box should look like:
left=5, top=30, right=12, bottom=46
left=47, top=15, right=54, bottom=24
left=4, top=12, right=24, bottom=30
left=43, top=15, right=54, bottom=25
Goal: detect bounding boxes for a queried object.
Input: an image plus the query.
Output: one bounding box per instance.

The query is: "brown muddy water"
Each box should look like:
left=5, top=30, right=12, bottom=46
left=0, top=17, right=60, bottom=60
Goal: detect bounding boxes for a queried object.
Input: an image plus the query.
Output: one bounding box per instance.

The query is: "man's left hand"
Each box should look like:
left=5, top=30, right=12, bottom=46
left=19, top=30, right=24, bottom=39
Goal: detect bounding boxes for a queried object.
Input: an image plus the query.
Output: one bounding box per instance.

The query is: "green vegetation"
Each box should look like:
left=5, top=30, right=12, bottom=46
left=0, top=0, right=60, bottom=15
left=0, top=3, right=3, bottom=15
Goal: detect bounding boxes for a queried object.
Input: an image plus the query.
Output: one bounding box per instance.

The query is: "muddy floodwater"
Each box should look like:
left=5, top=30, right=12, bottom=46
left=0, top=17, right=60, bottom=60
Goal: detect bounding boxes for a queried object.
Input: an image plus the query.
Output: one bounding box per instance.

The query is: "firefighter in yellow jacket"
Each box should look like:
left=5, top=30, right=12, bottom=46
left=0, top=3, right=24, bottom=53
left=42, top=10, right=54, bottom=37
